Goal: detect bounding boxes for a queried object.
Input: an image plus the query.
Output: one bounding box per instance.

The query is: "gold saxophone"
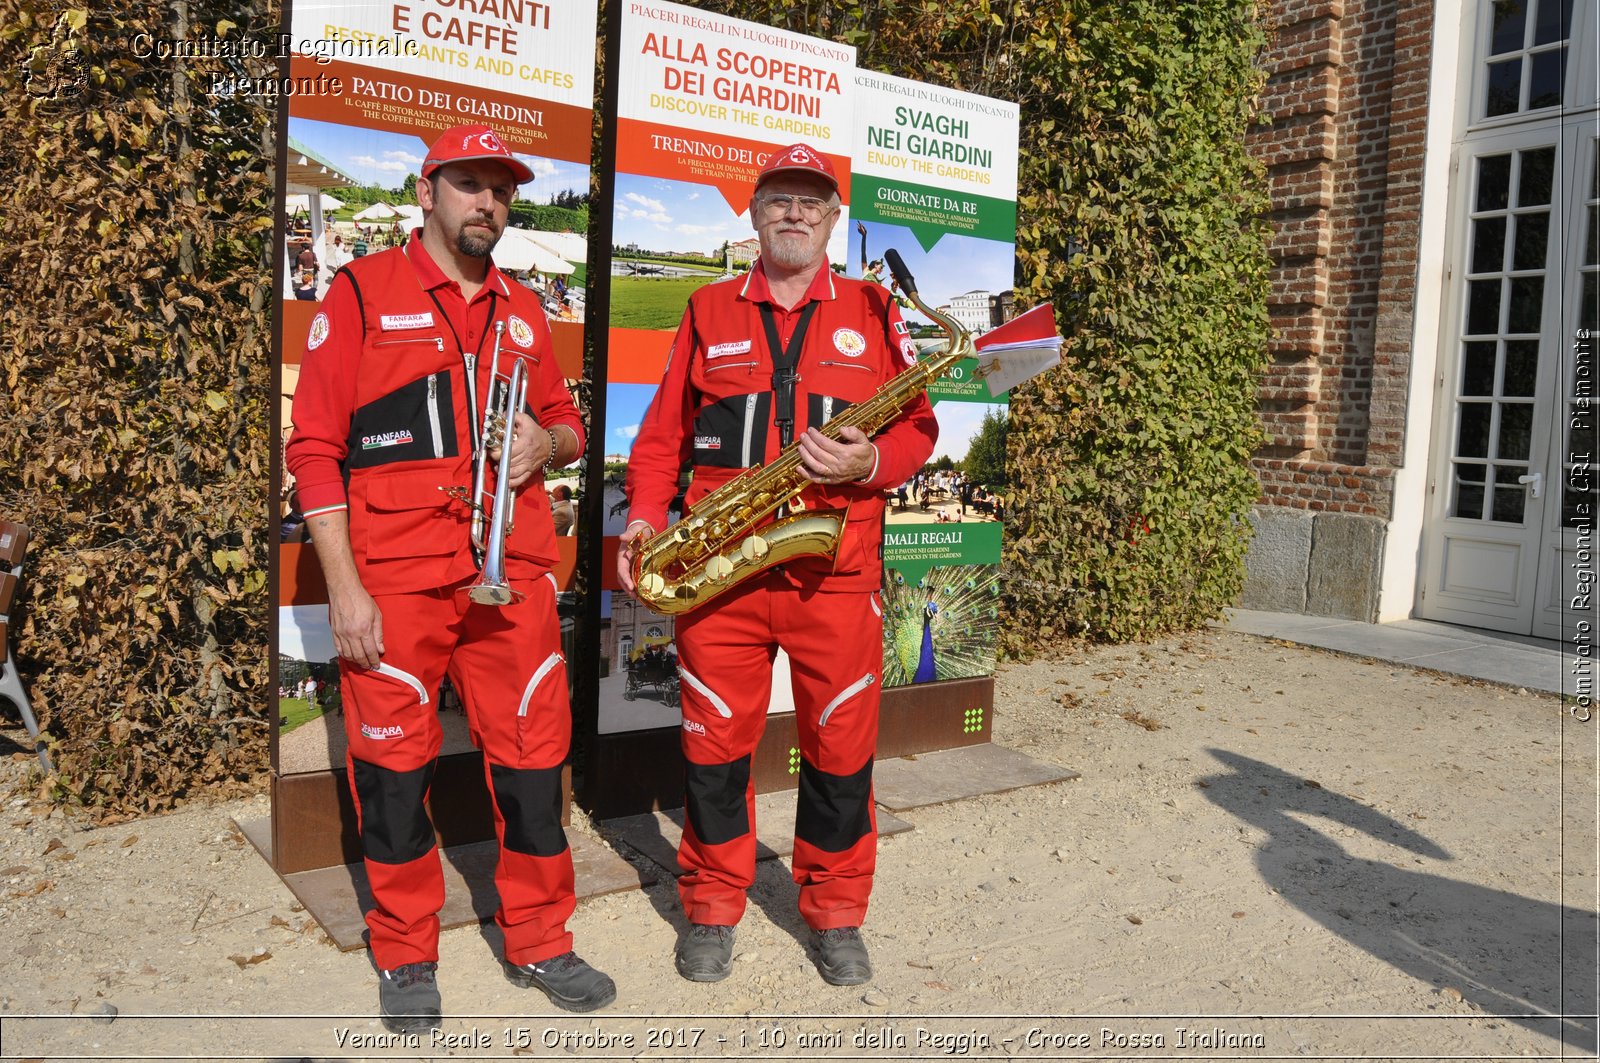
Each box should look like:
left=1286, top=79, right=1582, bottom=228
left=632, top=250, right=975, bottom=616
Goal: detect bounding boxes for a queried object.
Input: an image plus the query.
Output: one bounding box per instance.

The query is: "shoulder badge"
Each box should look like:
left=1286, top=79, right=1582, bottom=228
left=832, top=328, right=867, bottom=357
left=507, top=314, right=536, bottom=348
left=307, top=312, right=330, bottom=352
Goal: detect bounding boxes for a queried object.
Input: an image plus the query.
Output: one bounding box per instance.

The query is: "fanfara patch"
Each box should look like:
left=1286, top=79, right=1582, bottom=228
left=361, top=430, right=415, bottom=450
left=380, top=312, right=434, bottom=331
left=361, top=723, right=404, bottom=740
left=695, top=435, right=722, bottom=450
left=507, top=314, right=536, bottom=348
left=707, top=339, right=752, bottom=359
left=832, top=328, right=867, bottom=357
left=306, top=312, right=330, bottom=351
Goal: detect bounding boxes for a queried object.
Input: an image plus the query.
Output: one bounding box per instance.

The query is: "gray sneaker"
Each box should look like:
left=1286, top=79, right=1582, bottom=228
left=504, top=951, right=617, bottom=1012
left=675, top=923, right=736, bottom=982
left=378, top=961, right=441, bottom=1034
left=814, top=926, right=872, bottom=986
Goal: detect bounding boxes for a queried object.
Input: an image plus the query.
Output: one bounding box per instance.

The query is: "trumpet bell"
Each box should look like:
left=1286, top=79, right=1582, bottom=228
left=469, top=582, right=517, bottom=606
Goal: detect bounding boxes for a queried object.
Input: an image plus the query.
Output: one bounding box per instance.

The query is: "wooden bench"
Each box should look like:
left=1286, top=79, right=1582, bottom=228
left=0, top=521, right=52, bottom=772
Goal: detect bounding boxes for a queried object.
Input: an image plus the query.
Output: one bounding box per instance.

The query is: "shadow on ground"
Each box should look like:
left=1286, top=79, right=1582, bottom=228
left=1199, top=749, right=1595, bottom=1054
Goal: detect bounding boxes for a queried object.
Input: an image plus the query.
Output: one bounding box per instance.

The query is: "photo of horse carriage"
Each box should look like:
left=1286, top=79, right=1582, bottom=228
left=623, top=642, right=679, bottom=707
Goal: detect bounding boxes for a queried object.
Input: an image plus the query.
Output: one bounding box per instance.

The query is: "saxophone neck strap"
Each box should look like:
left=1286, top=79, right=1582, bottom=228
left=758, top=300, right=819, bottom=448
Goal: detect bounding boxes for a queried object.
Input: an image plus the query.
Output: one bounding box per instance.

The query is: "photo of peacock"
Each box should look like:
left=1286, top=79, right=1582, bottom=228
left=880, top=564, right=1001, bottom=686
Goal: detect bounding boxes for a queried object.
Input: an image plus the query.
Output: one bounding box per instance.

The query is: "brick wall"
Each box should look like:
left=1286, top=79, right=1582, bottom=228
left=1248, top=0, right=1434, bottom=517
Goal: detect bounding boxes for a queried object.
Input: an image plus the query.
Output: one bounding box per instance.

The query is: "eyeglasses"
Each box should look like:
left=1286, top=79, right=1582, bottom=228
left=755, top=193, right=837, bottom=223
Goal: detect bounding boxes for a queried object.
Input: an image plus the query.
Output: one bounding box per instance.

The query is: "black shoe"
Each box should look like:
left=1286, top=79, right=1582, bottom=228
left=378, top=961, right=441, bottom=1034
left=675, top=923, right=736, bottom=982
left=814, top=926, right=872, bottom=986
left=504, top=951, right=617, bottom=1013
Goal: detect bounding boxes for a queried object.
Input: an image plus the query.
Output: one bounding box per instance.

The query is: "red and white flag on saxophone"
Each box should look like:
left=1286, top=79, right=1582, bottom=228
left=972, top=303, right=1063, bottom=397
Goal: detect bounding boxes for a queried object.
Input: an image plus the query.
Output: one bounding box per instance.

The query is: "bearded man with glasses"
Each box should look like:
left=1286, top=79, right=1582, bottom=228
left=617, top=143, right=938, bottom=988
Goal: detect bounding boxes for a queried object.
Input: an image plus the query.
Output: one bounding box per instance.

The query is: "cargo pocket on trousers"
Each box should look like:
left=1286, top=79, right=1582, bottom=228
left=514, top=651, right=568, bottom=761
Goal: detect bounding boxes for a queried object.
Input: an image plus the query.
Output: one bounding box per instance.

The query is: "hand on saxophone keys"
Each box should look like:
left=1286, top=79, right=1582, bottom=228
left=797, top=425, right=876, bottom=485
left=616, top=520, right=654, bottom=595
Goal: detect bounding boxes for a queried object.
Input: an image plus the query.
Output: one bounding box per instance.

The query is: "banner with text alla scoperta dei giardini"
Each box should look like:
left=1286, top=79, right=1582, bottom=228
left=595, top=0, right=856, bottom=735
left=274, top=0, right=597, bottom=774
left=851, top=70, right=1019, bottom=690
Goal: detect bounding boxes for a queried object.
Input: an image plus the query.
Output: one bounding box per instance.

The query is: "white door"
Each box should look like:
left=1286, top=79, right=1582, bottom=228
left=1420, top=0, right=1599, bottom=638
left=1530, top=122, right=1599, bottom=640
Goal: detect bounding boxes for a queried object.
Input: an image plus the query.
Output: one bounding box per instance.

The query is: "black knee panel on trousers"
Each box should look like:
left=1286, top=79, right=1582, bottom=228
left=352, top=757, right=437, bottom=865
left=685, top=756, right=752, bottom=846
left=795, top=757, right=873, bottom=852
left=488, top=764, right=569, bottom=857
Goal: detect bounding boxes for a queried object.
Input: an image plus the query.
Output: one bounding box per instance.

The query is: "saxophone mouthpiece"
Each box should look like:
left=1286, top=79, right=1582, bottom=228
left=884, top=249, right=916, bottom=297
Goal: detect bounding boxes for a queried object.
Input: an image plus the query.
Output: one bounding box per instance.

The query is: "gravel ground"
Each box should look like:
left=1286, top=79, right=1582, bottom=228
left=0, top=628, right=1594, bottom=1061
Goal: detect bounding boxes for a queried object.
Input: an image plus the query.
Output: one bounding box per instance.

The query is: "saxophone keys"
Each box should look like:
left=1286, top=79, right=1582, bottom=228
left=740, top=535, right=769, bottom=562
left=639, top=572, right=667, bottom=599
left=705, top=555, right=734, bottom=583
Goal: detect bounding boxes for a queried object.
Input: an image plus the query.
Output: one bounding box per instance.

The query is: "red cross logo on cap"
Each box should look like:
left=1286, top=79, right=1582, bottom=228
left=787, top=146, right=814, bottom=164
left=476, top=131, right=504, bottom=153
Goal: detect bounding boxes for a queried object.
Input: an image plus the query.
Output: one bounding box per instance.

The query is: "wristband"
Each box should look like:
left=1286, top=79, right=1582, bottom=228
left=544, top=428, right=561, bottom=472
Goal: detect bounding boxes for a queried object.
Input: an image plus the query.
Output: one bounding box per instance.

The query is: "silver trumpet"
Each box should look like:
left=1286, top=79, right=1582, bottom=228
left=467, top=322, right=529, bottom=606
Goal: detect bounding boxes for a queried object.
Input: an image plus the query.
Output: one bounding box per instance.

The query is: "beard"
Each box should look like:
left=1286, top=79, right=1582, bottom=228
left=763, top=226, right=824, bottom=270
left=455, top=217, right=500, bottom=258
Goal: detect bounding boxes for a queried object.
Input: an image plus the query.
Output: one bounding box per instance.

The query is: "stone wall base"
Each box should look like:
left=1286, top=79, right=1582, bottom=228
left=1242, top=505, right=1387, bottom=622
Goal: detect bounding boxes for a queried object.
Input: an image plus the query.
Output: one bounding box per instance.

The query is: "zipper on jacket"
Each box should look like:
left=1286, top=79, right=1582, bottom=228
left=741, top=393, right=760, bottom=468
left=426, top=374, right=444, bottom=458
left=705, top=359, right=757, bottom=376
left=818, top=359, right=873, bottom=372
left=373, top=336, right=446, bottom=352
left=463, top=350, right=480, bottom=454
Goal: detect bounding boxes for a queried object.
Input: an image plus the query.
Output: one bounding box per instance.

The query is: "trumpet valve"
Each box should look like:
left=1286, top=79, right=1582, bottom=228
left=484, top=414, right=506, bottom=450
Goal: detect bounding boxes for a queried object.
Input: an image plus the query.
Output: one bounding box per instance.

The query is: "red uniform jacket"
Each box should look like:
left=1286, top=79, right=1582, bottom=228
left=626, top=261, right=938, bottom=593
left=286, top=237, right=583, bottom=596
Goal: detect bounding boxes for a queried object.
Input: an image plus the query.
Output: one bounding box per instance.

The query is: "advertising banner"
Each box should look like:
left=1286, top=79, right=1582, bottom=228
left=596, top=0, right=855, bottom=734
left=274, top=0, right=597, bottom=774
left=850, top=71, right=1020, bottom=688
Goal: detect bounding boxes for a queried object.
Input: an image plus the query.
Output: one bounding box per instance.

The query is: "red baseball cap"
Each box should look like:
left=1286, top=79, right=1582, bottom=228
left=421, top=124, right=535, bottom=184
left=754, top=143, right=838, bottom=194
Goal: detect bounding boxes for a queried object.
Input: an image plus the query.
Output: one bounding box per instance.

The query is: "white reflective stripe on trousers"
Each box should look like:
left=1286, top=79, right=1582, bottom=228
left=372, top=662, right=430, bottom=704
left=677, top=665, right=734, bottom=719
left=818, top=672, right=876, bottom=728
left=517, top=652, right=564, bottom=717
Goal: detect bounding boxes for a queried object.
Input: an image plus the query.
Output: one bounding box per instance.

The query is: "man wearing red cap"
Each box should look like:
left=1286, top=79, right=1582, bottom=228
left=618, top=143, right=937, bottom=986
left=287, top=123, right=615, bottom=1029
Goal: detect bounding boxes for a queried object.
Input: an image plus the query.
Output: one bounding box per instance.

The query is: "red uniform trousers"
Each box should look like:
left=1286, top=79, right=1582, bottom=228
left=674, top=576, right=883, bottom=930
left=339, top=574, right=575, bottom=970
